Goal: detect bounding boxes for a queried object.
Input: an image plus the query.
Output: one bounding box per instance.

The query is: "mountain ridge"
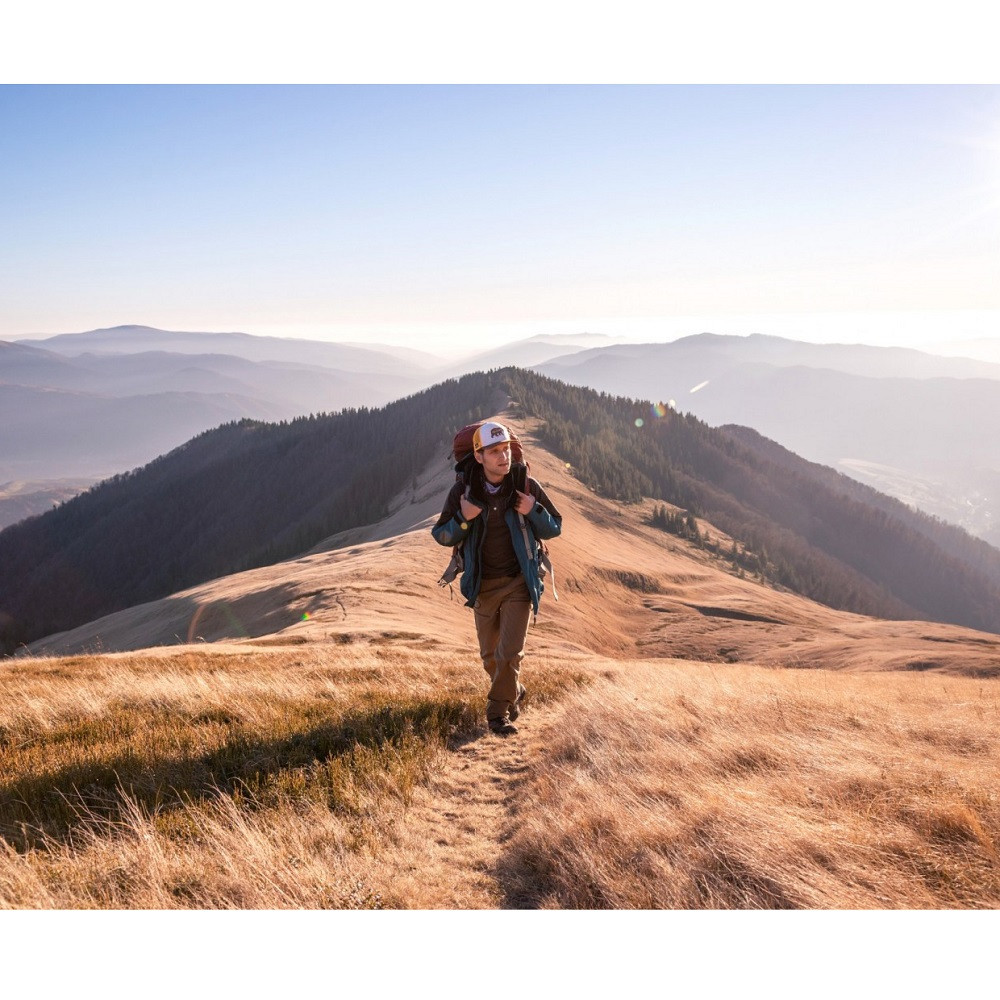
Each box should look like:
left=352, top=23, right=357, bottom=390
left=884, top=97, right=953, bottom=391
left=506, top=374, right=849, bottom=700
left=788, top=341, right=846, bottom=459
left=15, top=325, right=442, bottom=372
left=5, top=368, right=1000, bottom=661
left=7, top=326, right=1000, bottom=544
left=534, top=334, right=1000, bottom=544
left=22, top=404, right=1000, bottom=681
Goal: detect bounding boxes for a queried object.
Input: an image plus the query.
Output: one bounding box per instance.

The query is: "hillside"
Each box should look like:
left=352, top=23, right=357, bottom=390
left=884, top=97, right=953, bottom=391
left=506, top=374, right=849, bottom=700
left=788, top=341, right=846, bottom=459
left=720, top=424, right=1000, bottom=586
left=509, top=369, right=1000, bottom=632
left=5, top=368, right=1000, bottom=655
left=22, top=405, right=1000, bottom=677
left=4, top=410, right=999, bottom=911
left=0, top=372, right=501, bottom=652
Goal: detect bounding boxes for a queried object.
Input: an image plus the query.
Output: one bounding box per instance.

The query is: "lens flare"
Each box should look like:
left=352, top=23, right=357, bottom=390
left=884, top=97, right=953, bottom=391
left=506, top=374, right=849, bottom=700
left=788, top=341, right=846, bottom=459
left=186, top=600, right=248, bottom=642
left=634, top=418, right=644, bottom=428
left=651, top=402, right=668, bottom=418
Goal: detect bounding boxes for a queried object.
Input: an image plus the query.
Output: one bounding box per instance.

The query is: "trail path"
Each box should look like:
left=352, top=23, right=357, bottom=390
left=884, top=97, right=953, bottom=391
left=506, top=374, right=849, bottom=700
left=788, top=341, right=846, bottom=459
left=376, top=705, right=552, bottom=909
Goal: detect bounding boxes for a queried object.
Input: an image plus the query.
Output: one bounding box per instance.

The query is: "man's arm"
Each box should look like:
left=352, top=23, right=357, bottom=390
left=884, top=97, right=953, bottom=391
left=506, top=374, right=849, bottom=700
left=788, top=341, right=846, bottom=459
left=432, top=481, right=479, bottom=547
left=524, top=478, right=562, bottom=540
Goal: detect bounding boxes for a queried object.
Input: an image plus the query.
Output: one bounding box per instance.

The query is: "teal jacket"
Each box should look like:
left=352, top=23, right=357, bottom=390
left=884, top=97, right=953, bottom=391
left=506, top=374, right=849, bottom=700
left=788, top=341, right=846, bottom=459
left=432, top=475, right=562, bottom=616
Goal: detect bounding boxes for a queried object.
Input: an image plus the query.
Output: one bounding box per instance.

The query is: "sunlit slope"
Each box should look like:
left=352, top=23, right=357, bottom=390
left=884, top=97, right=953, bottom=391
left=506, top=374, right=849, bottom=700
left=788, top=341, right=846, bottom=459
left=5, top=642, right=997, bottom=909
left=29, top=410, right=1000, bottom=677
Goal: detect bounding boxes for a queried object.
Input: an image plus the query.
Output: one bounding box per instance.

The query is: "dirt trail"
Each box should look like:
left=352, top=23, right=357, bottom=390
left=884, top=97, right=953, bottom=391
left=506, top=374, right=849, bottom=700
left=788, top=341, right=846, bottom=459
left=376, top=704, right=553, bottom=909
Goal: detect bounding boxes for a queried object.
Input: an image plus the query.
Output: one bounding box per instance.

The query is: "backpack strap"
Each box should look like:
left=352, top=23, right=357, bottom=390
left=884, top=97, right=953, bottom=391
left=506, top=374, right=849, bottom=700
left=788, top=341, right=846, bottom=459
left=538, top=540, right=558, bottom=602
left=516, top=513, right=559, bottom=623
left=437, top=545, right=464, bottom=599
left=437, top=484, right=474, bottom=599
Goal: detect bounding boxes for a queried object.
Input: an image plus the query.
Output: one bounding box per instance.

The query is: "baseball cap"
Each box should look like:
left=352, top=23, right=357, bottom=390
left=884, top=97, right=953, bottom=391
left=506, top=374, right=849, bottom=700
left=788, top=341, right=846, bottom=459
left=473, top=421, right=512, bottom=452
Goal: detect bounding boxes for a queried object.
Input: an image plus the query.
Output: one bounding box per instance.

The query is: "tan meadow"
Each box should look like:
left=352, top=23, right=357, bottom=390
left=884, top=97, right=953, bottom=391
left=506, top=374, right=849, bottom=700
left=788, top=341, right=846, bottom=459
left=1, top=642, right=997, bottom=909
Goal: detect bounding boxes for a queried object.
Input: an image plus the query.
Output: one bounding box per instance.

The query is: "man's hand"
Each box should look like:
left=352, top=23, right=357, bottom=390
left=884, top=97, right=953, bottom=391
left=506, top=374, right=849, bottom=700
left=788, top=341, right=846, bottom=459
left=515, top=490, right=534, bottom=516
left=460, top=495, right=483, bottom=521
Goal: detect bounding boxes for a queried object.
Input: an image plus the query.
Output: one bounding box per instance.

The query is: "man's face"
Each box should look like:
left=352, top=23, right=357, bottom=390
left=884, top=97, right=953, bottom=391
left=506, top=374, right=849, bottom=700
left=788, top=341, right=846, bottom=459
left=475, top=442, right=511, bottom=483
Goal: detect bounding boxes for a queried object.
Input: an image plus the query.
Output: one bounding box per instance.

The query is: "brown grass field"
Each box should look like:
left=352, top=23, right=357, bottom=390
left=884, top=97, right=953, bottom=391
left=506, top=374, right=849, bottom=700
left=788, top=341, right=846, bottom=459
left=3, top=409, right=999, bottom=910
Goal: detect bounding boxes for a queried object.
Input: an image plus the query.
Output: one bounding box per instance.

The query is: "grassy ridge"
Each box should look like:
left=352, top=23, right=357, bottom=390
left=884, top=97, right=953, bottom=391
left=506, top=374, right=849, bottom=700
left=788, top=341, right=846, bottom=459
left=7, top=365, right=1000, bottom=652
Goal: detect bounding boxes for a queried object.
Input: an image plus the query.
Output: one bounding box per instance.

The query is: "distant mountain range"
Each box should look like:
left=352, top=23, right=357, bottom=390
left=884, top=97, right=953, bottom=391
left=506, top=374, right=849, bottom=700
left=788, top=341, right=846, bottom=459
left=0, top=327, right=623, bottom=524
left=0, top=327, right=429, bottom=496
left=3, top=325, right=1000, bottom=548
left=14, top=324, right=442, bottom=371
left=535, top=333, right=1000, bottom=545
left=4, top=367, right=1000, bottom=655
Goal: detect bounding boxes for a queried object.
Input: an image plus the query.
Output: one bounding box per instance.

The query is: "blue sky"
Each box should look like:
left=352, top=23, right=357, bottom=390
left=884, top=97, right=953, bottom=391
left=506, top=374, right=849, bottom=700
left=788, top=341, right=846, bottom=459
left=2, top=84, right=999, bottom=354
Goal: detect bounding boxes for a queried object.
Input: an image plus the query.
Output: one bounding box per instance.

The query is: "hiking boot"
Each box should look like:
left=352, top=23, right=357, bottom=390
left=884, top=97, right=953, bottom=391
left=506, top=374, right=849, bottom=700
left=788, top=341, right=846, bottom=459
left=488, top=718, right=518, bottom=737
left=508, top=684, right=527, bottom=722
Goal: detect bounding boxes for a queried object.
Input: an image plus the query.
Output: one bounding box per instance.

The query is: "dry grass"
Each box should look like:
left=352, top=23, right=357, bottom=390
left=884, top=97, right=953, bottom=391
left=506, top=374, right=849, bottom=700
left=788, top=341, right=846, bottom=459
left=3, top=643, right=998, bottom=909
left=0, top=644, right=584, bottom=909
left=496, top=659, right=1000, bottom=909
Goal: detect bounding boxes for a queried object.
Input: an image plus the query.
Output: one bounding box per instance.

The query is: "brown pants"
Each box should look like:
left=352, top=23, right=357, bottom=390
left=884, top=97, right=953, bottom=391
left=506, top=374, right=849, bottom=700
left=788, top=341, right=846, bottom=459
left=474, top=575, right=531, bottom=722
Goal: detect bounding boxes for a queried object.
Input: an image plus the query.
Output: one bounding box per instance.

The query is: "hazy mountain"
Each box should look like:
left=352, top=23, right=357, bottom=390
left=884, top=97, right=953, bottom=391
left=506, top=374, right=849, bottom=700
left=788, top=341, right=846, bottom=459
left=925, top=337, right=1000, bottom=365
left=448, top=332, right=624, bottom=374
left=1, top=340, right=93, bottom=388
left=0, top=329, right=429, bottom=507
left=3, top=342, right=418, bottom=416
left=16, top=324, right=441, bottom=372
left=336, top=340, right=447, bottom=369
left=0, top=383, right=289, bottom=481
left=536, top=333, right=1000, bottom=544
left=4, top=367, right=1000, bottom=655
left=539, top=332, right=1000, bottom=381
left=0, top=478, right=98, bottom=531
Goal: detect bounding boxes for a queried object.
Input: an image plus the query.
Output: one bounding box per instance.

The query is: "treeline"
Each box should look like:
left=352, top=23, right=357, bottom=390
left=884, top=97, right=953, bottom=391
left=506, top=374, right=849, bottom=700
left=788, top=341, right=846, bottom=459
left=6, top=364, right=1000, bottom=654
left=649, top=505, right=774, bottom=581
left=501, top=367, right=1000, bottom=633
left=0, top=372, right=497, bottom=653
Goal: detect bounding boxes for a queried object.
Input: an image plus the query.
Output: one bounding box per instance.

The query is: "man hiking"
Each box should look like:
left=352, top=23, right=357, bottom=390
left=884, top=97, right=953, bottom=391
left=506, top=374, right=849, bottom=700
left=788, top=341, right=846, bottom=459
left=432, top=421, right=563, bottom=737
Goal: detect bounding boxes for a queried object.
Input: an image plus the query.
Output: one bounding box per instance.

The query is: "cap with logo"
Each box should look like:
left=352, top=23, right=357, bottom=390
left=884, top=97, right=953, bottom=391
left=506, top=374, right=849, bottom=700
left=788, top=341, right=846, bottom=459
left=473, top=421, right=512, bottom=452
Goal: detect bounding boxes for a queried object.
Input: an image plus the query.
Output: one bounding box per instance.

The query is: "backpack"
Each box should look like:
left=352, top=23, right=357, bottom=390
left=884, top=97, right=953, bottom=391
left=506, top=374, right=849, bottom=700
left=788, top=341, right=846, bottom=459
left=438, top=421, right=557, bottom=608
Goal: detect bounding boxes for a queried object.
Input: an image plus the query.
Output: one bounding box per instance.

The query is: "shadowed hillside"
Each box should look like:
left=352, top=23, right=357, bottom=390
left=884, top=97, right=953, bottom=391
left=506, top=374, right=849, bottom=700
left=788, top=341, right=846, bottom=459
left=509, top=369, right=1000, bottom=632
left=0, top=372, right=502, bottom=651
left=5, top=367, right=1000, bottom=655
